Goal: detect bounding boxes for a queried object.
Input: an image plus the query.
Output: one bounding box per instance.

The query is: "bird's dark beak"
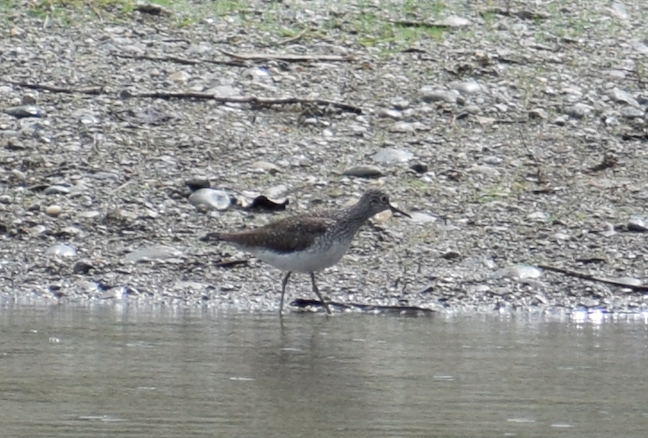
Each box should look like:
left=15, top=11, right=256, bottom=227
left=390, top=204, right=411, bottom=219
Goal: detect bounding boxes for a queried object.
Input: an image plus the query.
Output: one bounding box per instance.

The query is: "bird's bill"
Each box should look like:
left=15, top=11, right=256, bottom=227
left=390, top=204, right=411, bottom=219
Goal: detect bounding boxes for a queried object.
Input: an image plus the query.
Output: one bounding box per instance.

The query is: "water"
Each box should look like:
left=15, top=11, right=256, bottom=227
left=1, top=304, right=647, bottom=438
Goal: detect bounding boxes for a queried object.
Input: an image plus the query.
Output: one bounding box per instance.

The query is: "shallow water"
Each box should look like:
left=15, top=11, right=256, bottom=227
left=1, top=304, right=647, bottom=438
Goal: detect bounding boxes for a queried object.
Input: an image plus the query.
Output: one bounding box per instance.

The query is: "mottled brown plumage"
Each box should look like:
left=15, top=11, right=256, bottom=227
left=202, top=189, right=410, bottom=315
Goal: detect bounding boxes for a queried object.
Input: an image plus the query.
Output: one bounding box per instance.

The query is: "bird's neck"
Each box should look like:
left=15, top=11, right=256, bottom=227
left=338, top=204, right=373, bottom=232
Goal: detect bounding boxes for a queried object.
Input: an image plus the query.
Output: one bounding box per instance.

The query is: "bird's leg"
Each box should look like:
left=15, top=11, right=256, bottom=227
left=310, top=272, right=332, bottom=315
left=280, top=271, right=292, bottom=315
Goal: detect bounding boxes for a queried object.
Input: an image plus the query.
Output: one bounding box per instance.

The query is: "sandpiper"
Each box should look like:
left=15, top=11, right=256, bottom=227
left=201, top=189, right=410, bottom=314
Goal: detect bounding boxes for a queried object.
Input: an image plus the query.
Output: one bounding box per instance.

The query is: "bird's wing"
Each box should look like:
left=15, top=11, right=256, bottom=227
left=219, top=216, right=333, bottom=253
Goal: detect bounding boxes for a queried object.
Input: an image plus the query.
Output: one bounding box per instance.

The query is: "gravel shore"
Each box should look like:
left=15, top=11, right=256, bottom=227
left=1, top=0, right=648, bottom=315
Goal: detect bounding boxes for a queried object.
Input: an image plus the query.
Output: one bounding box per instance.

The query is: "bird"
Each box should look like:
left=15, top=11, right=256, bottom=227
left=201, top=189, right=410, bottom=315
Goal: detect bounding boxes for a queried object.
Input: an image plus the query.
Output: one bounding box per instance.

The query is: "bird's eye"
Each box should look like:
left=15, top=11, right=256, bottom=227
left=381, top=195, right=388, bottom=203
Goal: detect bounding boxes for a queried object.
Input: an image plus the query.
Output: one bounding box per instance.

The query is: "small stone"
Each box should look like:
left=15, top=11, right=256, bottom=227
left=11, top=169, right=26, bottom=180
left=628, top=216, right=647, bottom=232
left=46, top=205, right=62, bottom=217
left=73, top=260, right=94, bottom=274
left=125, top=245, right=183, bottom=263
left=372, top=209, right=393, bottom=223
left=620, top=106, right=644, bottom=119
left=566, top=103, right=592, bottom=119
left=441, top=250, right=461, bottom=260
left=609, top=1, right=630, bottom=20
left=608, top=87, right=639, bottom=107
left=168, top=71, right=191, bottom=82
left=553, top=116, right=567, bottom=126
left=580, top=298, right=600, bottom=308
left=409, top=212, right=436, bottom=224
left=245, top=67, right=272, bottom=83
left=185, top=176, right=210, bottom=190
left=493, top=264, right=543, bottom=280
left=342, top=165, right=384, bottom=178
left=208, top=85, right=242, bottom=97
left=614, top=277, right=642, bottom=286
left=419, top=87, right=458, bottom=103
left=435, top=15, right=471, bottom=27
left=21, top=94, right=37, bottom=105
left=45, top=243, right=77, bottom=258
left=389, top=121, right=416, bottom=133
left=409, top=163, right=428, bottom=173
left=377, top=108, right=403, bottom=120
left=78, top=211, right=101, bottom=219
left=251, top=161, right=281, bottom=173
left=602, top=69, right=626, bottom=80
left=44, top=185, right=70, bottom=195
left=469, top=164, right=500, bottom=177
left=391, top=97, right=410, bottom=110
left=372, top=147, right=413, bottom=163
left=188, top=188, right=231, bottom=211
left=4, top=105, right=42, bottom=118
left=448, top=80, right=483, bottom=95
left=527, top=211, right=547, bottom=221
left=529, top=108, right=548, bottom=119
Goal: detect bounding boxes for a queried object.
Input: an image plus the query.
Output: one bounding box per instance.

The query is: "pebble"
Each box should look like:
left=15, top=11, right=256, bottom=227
left=45, top=243, right=77, bottom=258
left=614, top=277, right=642, bottom=286
left=209, top=85, right=242, bottom=97
left=251, top=161, right=281, bottom=173
left=553, top=116, right=567, bottom=126
left=567, top=103, right=592, bottom=119
left=342, top=165, right=384, bottom=178
left=627, top=216, right=647, bottom=232
left=419, top=87, right=458, bottom=103
left=188, top=188, right=231, bottom=211
left=608, top=87, right=639, bottom=107
left=409, top=163, right=428, bottom=173
left=620, top=106, right=644, bottom=119
left=449, top=80, right=483, bottom=95
left=185, top=176, right=211, bottom=190
left=45, top=205, right=62, bottom=217
left=389, top=122, right=416, bottom=133
left=4, top=105, right=42, bottom=118
left=580, top=298, right=600, bottom=308
left=435, top=15, right=471, bottom=27
left=124, top=245, right=183, bottom=263
left=377, top=108, right=403, bottom=120
left=409, top=212, right=436, bottom=224
left=469, top=164, right=500, bottom=177
left=609, top=1, right=630, bottom=20
left=527, top=211, right=547, bottom=222
left=372, top=147, right=413, bottom=163
left=44, top=185, right=70, bottom=195
left=78, top=211, right=101, bottom=219
left=168, top=71, right=191, bottom=82
left=529, top=108, right=548, bottom=119
left=493, top=264, right=543, bottom=280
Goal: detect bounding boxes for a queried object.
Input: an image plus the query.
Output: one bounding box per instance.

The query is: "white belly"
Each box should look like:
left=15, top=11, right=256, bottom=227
left=249, top=241, right=351, bottom=273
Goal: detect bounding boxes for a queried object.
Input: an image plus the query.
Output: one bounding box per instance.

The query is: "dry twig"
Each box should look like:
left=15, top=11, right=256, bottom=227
left=219, top=49, right=353, bottom=62
left=538, top=264, right=648, bottom=293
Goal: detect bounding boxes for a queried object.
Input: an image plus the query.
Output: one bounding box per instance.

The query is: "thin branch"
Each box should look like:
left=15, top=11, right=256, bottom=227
left=5, top=82, right=363, bottom=114
left=122, top=90, right=363, bottom=114
left=538, top=264, right=648, bottom=293
left=112, top=52, right=248, bottom=67
left=219, top=49, right=353, bottom=63
left=6, top=81, right=103, bottom=94
left=291, top=298, right=435, bottom=315
left=268, top=30, right=308, bottom=47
